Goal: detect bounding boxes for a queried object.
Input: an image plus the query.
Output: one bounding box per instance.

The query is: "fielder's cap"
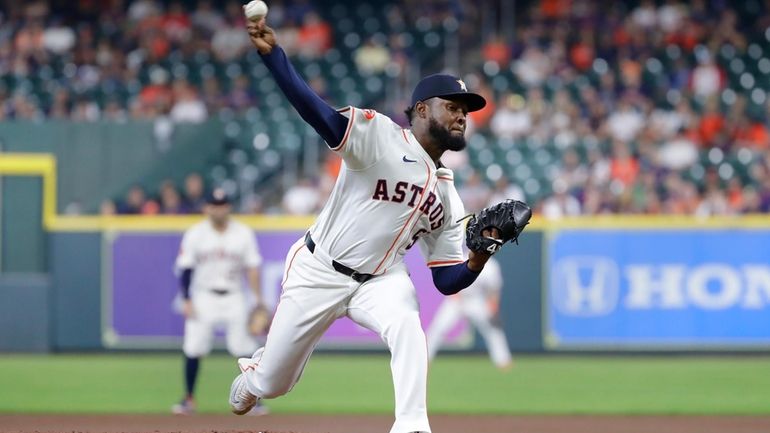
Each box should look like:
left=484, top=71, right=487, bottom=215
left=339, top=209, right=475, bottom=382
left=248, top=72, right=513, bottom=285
left=410, top=73, right=486, bottom=112
left=206, top=188, right=230, bottom=206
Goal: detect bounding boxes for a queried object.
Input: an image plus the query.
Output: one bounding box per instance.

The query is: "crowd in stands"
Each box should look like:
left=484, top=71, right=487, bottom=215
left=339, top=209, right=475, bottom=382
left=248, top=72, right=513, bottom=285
left=5, top=0, right=770, bottom=217
left=99, top=172, right=208, bottom=215
left=0, top=0, right=336, bottom=121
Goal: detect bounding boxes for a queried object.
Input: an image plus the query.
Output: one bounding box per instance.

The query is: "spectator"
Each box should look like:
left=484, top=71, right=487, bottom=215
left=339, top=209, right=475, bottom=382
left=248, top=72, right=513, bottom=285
left=212, top=1, right=250, bottom=61
left=513, top=46, right=551, bottom=88
left=629, top=172, right=662, bottom=214
left=734, top=115, right=770, bottom=150
left=159, top=180, right=185, bottom=214
left=138, top=67, right=173, bottom=117
left=698, top=97, right=725, bottom=147
left=201, top=76, right=227, bottom=113
left=282, top=178, right=320, bottom=215
left=658, top=0, right=686, bottom=34
left=71, top=96, right=100, bottom=122
left=662, top=174, right=699, bottom=214
left=297, top=11, right=332, bottom=58
left=48, top=88, right=71, bottom=119
left=183, top=173, right=206, bottom=213
left=118, top=185, right=148, bottom=214
left=170, top=79, right=207, bottom=123
left=609, top=140, right=640, bottom=187
left=690, top=52, right=723, bottom=99
left=354, top=36, right=391, bottom=75
left=488, top=176, right=525, bottom=206
left=163, top=1, right=191, bottom=43
left=467, top=77, right=496, bottom=132
left=726, top=177, right=745, bottom=213
left=605, top=97, right=645, bottom=143
left=490, top=93, right=531, bottom=139
left=227, top=75, right=257, bottom=113
left=458, top=172, right=492, bottom=213
left=649, top=100, right=695, bottom=140
left=128, top=0, right=161, bottom=23
left=631, top=0, right=657, bottom=29
left=741, top=185, right=762, bottom=213
left=556, top=148, right=589, bottom=194
left=696, top=185, right=730, bottom=217
left=481, top=33, right=511, bottom=67
left=43, top=18, right=76, bottom=54
left=191, top=0, right=225, bottom=35
left=100, top=199, right=117, bottom=216
left=657, top=127, right=698, bottom=171
left=569, top=30, right=594, bottom=72
left=103, top=99, right=128, bottom=122
left=542, top=179, right=581, bottom=220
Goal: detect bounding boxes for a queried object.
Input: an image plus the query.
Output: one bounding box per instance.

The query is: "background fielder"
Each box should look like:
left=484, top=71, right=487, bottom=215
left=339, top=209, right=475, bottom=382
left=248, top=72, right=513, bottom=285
left=172, top=189, right=266, bottom=415
left=426, top=256, right=513, bottom=370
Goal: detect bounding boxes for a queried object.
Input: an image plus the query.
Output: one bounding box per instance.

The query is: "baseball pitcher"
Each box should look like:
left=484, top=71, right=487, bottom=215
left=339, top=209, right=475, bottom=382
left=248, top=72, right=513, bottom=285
left=228, top=14, right=531, bottom=433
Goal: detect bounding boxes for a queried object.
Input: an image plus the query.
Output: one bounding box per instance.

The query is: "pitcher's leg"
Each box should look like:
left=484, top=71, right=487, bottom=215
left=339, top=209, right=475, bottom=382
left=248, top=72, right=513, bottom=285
left=241, top=292, right=340, bottom=398
left=239, top=246, right=351, bottom=399
left=347, top=270, right=431, bottom=433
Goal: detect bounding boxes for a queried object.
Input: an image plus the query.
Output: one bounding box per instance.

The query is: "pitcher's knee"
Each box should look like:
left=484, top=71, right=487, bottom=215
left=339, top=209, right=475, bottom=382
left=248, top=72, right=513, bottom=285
left=259, top=381, right=293, bottom=399
left=387, top=312, right=424, bottom=337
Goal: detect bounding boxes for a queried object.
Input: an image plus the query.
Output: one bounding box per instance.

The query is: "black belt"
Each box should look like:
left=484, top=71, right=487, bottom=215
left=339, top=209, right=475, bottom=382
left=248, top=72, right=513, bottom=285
left=304, top=233, right=377, bottom=284
left=210, top=289, right=230, bottom=296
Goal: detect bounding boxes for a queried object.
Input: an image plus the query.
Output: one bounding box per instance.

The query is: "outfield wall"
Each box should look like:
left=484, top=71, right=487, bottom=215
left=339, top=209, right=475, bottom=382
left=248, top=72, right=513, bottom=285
left=1, top=153, right=770, bottom=353
left=39, top=229, right=542, bottom=353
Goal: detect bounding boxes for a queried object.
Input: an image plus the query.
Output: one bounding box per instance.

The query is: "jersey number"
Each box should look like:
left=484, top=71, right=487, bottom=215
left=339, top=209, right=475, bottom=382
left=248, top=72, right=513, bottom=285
left=406, top=229, right=429, bottom=250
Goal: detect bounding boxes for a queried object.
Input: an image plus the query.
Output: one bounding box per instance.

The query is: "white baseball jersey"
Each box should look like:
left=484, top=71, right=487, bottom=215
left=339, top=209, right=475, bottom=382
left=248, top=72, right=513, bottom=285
left=176, top=219, right=262, bottom=293
left=309, top=106, right=467, bottom=274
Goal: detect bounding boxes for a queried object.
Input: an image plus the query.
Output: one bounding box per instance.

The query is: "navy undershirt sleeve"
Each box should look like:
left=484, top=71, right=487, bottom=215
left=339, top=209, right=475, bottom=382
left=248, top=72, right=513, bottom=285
left=260, top=46, right=348, bottom=147
left=180, top=268, right=193, bottom=299
left=431, top=261, right=481, bottom=295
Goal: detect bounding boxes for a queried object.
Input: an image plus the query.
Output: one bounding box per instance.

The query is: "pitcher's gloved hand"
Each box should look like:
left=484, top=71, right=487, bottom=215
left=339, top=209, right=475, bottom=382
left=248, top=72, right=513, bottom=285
left=465, top=200, right=532, bottom=255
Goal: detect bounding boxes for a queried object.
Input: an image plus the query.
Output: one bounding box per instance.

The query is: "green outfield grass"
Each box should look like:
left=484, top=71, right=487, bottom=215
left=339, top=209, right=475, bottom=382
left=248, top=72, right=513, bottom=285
left=0, top=354, right=767, bottom=415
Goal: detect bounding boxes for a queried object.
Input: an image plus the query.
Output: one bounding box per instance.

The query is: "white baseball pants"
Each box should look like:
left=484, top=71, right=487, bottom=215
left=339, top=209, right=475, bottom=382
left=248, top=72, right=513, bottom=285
left=183, top=290, right=258, bottom=358
left=240, top=238, right=431, bottom=433
left=426, top=297, right=512, bottom=369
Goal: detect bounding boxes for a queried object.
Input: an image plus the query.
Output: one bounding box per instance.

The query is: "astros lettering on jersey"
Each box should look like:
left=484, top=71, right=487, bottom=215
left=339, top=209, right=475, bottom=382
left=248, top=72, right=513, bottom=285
left=308, top=106, right=466, bottom=274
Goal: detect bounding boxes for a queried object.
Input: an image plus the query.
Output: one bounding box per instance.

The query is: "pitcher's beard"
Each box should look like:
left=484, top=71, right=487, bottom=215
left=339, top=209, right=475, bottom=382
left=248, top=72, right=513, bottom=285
left=428, top=118, right=466, bottom=151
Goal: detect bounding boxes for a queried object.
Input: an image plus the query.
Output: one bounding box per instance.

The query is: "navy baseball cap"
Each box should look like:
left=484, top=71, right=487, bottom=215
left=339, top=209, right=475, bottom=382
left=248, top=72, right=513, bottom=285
left=206, top=188, right=230, bottom=206
left=410, top=74, right=486, bottom=112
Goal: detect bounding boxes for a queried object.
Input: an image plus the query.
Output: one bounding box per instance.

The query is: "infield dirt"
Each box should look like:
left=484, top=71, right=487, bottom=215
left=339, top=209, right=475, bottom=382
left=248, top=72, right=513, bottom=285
left=2, top=414, right=769, bottom=433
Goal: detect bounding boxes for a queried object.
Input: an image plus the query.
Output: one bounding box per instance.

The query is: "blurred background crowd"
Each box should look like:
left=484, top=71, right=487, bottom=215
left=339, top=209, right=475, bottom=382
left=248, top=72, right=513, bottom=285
left=3, top=0, right=770, bottom=217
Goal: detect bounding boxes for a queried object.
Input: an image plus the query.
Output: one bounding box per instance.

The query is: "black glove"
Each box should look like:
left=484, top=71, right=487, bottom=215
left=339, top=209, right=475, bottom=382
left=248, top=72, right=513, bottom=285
left=465, top=200, right=532, bottom=254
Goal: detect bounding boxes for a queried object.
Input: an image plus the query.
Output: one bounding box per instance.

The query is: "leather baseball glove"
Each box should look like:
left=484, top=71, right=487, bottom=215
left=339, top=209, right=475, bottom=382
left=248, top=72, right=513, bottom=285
left=248, top=304, right=272, bottom=336
left=465, top=199, right=532, bottom=255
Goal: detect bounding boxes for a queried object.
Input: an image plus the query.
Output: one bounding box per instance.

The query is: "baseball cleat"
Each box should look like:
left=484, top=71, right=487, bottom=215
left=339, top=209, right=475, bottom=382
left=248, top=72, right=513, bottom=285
left=229, top=359, right=258, bottom=415
left=229, top=373, right=258, bottom=415
left=171, top=397, right=196, bottom=415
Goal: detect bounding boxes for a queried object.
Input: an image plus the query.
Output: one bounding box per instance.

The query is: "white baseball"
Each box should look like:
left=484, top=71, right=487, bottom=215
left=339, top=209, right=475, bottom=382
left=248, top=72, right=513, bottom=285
left=243, top=0, right=268, bottom=20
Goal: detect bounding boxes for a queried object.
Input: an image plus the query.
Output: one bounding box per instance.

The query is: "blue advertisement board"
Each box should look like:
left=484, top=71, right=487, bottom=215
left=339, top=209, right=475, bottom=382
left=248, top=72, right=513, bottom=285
left=547, top=229, right=770, bottom=348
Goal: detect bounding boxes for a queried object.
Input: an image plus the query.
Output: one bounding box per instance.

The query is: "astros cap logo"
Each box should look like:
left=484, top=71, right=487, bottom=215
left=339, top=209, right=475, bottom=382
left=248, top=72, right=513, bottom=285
left=457, top=80, right=467, bottom=92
